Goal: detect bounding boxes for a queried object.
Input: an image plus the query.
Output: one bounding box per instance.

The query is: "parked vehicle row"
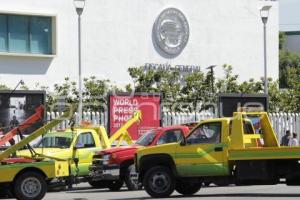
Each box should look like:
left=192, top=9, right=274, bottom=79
left=3, top=108, right=300, bottom=200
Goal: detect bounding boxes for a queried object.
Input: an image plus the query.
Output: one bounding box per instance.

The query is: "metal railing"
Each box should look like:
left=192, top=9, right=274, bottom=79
left=47, top=111, right=300, bottom=140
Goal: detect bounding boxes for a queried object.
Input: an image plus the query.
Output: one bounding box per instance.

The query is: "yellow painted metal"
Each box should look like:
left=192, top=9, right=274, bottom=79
left=259, top=112, right=279, bottom=147
left=228, top=146, right=300, bottom=161
left=230, top=112, right=245, bottom=149
left=175, top=119, right=228, bottom=176
left=0, top=160, right=69, bottom=183
left=108, top=110, right=141, bottom=145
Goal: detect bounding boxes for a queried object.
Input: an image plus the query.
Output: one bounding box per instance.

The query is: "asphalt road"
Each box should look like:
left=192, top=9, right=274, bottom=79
left=3, top=183, right=300, bottom=200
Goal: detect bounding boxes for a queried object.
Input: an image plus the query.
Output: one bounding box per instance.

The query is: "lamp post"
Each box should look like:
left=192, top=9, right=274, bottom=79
left=206, top=65, right=216, bottom=94
left=206, top=65, right=216, bottom=114
left=8, top=80, right=25, bottom=99
left=74, top=0, right=85, bottom=123
left=260, top=5, right=272, bottom=95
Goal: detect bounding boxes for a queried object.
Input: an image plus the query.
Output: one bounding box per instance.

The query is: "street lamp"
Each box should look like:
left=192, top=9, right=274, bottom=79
left=260, top=5, right=272, bottom=95
left=74, top=0, right=86, bottom=123
left=8, top=80, right=25, bottom=99
left=206, top=65, right=216, bottom=94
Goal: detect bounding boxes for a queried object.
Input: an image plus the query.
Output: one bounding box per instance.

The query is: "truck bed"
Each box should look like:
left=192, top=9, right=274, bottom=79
left=229, top=147, right=300, bottom=161
left=0, top=160, right=69, bottom=183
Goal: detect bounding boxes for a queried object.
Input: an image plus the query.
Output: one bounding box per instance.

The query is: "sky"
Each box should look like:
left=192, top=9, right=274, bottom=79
left=279, top=0, right=300, bottom=31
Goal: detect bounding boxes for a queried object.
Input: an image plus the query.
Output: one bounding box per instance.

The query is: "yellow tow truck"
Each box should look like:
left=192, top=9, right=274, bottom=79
left=0, top=111, right=71, bottom=200
left=136, top=109, right=300, bottom=198
left=17, top=111, right=141, bottom=190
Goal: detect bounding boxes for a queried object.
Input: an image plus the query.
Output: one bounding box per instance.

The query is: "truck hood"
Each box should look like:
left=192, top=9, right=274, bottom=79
left=137, top=143, right=178, bottom=159
left=17, top=148, right=71, bottom=159
left=100, top=144, right=140, bottom=154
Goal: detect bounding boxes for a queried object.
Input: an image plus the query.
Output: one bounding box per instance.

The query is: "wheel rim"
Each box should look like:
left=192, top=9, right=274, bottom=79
left=20, top=177, right=42, bottom=198
left=148, top=171, right=170, bottom=193
left=129, top=166, right=139, bottom=187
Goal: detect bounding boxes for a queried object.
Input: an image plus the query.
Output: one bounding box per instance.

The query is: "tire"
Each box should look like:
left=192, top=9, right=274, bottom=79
left=13, top=171, right=47, bottom=200
left=88, top=180, right=106, bottom=188
left=175, top=181, right=201, bottom=196
left=125, top=164, right=140, bottom=191
left=143, top=166, right=175, bottom=198
left=108, top=180, right=124, bottom=191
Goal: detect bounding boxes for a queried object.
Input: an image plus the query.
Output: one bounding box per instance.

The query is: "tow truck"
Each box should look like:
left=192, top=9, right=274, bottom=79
left=17, top=111, right=141, bottom=189
left=89, top=125, right=191, bottom=191
left=0, top=108, right=71, bottom=200
left=136, top=109, right=300, bottom=198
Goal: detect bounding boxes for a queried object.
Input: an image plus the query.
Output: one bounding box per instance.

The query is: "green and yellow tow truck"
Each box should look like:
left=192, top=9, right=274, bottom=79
left=136, top=109, right=300, bottom=198
left=0, top=111, right=71, bottom=200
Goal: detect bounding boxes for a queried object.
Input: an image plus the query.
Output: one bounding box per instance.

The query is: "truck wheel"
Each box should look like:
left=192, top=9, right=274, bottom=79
left=175, top=181, right=201, bottom=196
left=88, top=180, right=106, bottom=188
left=143, top=166, right=175, bottom=198
left=13, top=171, right=47, bottom=200
left=125, top=164, right=140, bottom=190
left=108, top=180, right=124, bottom=191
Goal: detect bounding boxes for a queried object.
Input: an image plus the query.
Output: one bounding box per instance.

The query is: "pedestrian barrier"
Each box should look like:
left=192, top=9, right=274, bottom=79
left=47, top=111, right=300, bottom=141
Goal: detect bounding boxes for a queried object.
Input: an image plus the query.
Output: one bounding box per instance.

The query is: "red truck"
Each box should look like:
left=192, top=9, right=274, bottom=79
left=89, top=125, right=190, bottom=191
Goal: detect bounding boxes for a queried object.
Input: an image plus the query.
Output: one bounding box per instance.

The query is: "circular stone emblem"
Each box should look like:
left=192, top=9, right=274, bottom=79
left=153, top=8, right=189, bottom=56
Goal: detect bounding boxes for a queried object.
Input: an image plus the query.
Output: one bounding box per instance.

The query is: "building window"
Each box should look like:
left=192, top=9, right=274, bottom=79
left=0, top=14, right=52, bottom=55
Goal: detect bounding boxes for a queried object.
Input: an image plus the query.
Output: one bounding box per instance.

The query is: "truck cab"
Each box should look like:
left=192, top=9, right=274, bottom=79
left=18, top=128, right=103, bottom=177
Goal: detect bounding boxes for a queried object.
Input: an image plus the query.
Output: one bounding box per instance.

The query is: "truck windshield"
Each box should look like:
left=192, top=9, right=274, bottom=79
left=135, top=131, right=156, bottom=146
left=35, top=136, right=73, bottom=148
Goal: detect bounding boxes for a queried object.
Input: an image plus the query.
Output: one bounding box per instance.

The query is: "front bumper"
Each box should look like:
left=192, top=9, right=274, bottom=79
left=89, top=163, right=120, bottom=181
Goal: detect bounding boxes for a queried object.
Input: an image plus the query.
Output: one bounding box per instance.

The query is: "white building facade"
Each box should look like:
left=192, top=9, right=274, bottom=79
left=0, top=0, right=279, bottom=88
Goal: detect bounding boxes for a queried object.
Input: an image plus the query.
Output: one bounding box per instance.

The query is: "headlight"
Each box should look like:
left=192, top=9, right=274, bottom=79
left=103, top=154, right=111, bottom=165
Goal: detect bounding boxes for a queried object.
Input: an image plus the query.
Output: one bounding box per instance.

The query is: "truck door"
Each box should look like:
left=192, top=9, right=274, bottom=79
left=175, top=121, right=228, bottom=177
left=73, top=132, right=101, bottom=176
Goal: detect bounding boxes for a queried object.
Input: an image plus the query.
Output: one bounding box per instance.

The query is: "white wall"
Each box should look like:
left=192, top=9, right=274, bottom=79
left=0, top=0, right=279, bottom=88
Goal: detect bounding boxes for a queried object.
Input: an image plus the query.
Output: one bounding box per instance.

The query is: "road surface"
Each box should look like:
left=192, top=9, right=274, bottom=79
left=2, top=183, right=300, bottom=200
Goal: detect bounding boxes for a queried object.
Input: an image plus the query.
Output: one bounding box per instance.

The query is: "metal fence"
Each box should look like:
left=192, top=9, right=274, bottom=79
left=47, top=112, right=300, bottom=140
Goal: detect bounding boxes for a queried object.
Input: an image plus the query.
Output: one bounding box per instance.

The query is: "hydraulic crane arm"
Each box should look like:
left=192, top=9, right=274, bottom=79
left=0, top=105, right=44, bottom=146
left=0, top=110, right=71, bottom=162
left=109, top=110, right=142, bottom=144
left=97, top=111, right=142, bottom=149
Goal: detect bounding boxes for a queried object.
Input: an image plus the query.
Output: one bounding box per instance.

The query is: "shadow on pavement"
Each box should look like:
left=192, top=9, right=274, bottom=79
left=107, top=193, right=300, bottom=200
left=66, top=188, right=129, bottom=194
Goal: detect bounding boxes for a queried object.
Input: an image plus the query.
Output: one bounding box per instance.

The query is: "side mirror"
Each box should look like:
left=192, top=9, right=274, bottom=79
left=180, top=139, right=186, bottom=146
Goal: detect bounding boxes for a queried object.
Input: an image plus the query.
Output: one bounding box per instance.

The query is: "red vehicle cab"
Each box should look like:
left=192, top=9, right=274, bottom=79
left=88, top=125, right=190, bottom=191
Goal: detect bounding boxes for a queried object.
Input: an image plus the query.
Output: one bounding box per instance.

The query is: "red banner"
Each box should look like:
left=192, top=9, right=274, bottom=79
left=109, top=94, right=161, bottom=140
